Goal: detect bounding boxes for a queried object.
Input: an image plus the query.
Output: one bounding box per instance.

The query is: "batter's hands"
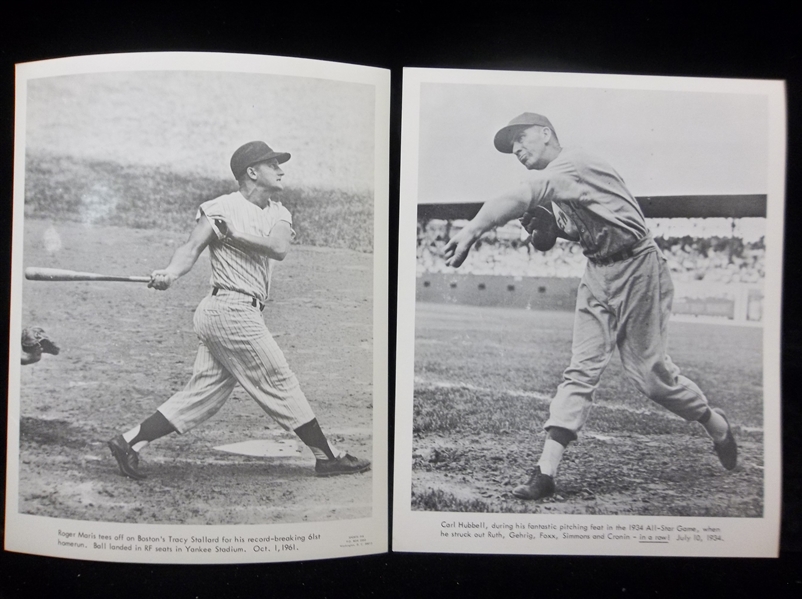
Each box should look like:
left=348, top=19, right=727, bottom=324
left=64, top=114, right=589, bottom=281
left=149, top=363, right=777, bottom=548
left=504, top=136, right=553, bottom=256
left=148, top=269, right=178, bottom=290
left=213, top=217, right=241, bottom=243
left=443, top=227, right=477, bottom=268
left=213, top=218, right=231, bottom=239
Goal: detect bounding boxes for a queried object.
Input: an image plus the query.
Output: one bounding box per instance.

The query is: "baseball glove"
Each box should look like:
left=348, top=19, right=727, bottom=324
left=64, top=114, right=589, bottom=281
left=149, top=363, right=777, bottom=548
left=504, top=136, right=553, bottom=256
left=21, top=326, right=60, bottom=356
left=520, top=203, right=560, bottom=251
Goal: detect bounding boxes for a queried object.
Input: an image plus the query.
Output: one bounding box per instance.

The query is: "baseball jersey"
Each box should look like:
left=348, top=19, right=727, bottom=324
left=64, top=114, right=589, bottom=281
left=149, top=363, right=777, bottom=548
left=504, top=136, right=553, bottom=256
left=197, top=191, right=294, bottom=303
left=551, top=202, right=580, bottom=241
left=523, top=147, right=649, bottom=260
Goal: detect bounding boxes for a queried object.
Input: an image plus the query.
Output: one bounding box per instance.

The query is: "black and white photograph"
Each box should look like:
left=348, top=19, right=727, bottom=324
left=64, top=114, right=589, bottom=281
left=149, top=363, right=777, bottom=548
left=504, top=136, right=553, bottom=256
left=394, top=68, right=784, bottom=557
left=5, top=53, right=389, bottom=563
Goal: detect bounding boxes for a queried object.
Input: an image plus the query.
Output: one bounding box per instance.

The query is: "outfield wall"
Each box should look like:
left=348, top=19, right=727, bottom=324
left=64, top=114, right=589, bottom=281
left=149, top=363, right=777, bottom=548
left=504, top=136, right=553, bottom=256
left=415, top=273, right=763, bottom=322
left=416, top=274, right=579, bottom=311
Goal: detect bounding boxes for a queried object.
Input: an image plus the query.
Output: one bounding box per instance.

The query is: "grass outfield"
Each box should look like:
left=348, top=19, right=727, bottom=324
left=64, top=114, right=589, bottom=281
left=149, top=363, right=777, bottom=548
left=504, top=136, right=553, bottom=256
left=24, top=153, right=374, bottom=252
left=411, top=302, right=764, bottom=517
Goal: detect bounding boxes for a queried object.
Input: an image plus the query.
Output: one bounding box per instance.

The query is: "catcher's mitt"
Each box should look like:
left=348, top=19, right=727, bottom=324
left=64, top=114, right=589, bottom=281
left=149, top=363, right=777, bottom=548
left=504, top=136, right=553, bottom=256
left=21, top=326, right=60, bottom=356
left=520, top=204, right=560, bottom=251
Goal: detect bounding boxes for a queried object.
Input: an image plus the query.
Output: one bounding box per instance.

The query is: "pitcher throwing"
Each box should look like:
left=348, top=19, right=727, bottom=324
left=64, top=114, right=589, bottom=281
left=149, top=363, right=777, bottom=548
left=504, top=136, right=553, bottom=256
left=444, top=113, right=737, bottom=501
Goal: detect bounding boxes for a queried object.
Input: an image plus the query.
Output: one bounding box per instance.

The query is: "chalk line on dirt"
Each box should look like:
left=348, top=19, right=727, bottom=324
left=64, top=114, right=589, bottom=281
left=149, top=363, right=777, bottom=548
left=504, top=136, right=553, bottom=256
left=414, top=377, right=763, bottom=433
left=415, top=377, right=675, bottom=418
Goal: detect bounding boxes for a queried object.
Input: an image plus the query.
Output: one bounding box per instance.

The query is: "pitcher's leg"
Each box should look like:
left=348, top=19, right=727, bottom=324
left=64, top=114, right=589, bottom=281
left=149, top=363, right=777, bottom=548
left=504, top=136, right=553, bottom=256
left=544, top=280, right=617, bottom=435
left=616, top=253, right=709, bottom=420
left=515, top=281, right=617, bottom=500
left=616, top=252, right=737, bottom=469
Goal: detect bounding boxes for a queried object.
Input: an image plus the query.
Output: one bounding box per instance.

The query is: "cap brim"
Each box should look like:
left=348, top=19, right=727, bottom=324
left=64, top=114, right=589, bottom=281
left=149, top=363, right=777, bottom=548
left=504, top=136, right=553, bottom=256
left=233, top=151, right=292, bottom=179
left=249, top=151, right=291, bottom=168
left=493, top=124, right=529, bottom=153
left=262, top=151, right=291, bottom=165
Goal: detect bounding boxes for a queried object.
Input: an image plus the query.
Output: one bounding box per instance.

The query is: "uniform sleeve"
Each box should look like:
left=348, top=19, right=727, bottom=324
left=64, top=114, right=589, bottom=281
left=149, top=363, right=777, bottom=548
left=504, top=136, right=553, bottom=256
left=277, top=203, right=293, bottom=226
left=521, top=170, right=558, bottom=210
left=197, top=198, right=226, bottom=240
left=522, top=163, right=580, bottom=211
left=271, top=203, right=296, bottom=238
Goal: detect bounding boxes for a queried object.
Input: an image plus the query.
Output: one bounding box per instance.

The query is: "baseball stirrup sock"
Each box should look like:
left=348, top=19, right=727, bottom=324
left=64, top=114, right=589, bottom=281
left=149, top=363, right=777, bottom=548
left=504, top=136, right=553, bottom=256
left=546, top=426, right=576, bottom=447
left=294, top=419, right=340, bottom=461
left=537, top=438, right=566, bottom=478
left=698, top=408, right=729, bottom=443
left=125, top=411, right=177, bottom=452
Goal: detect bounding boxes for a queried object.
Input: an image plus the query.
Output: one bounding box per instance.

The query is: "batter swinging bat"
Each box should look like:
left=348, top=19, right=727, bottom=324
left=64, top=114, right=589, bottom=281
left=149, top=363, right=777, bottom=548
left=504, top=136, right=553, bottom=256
left=25, top=267, right=151, bottom=283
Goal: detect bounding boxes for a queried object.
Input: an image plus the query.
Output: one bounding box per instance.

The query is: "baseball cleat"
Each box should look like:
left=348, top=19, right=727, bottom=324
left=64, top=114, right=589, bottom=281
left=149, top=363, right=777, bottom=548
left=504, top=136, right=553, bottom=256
left=712, top=408, right=738, bottom=470
left=512, top=466, right=556, bottom=500
left=315, top=453, right=371, bottom=477
left=108, top=435, right=147, bottom=480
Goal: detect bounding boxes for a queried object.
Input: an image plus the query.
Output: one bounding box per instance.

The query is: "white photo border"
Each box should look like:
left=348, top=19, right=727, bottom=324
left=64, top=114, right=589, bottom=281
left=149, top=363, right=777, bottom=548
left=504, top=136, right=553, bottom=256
left=5, top=51, right=390, bottom=564
left=393, top=67, right=785, bottom=557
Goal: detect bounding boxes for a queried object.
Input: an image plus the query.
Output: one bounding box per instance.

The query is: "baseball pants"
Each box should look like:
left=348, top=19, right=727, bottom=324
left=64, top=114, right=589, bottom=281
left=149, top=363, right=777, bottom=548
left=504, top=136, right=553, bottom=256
left=157, top=291, right=316, bottom=433
left=543, top=239, right=711, bottom=435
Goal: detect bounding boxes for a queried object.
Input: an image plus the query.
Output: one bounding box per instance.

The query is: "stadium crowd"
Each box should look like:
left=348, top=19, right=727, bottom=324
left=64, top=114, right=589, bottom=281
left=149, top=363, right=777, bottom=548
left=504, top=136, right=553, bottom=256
left=417, top=219, right=765, bottom=284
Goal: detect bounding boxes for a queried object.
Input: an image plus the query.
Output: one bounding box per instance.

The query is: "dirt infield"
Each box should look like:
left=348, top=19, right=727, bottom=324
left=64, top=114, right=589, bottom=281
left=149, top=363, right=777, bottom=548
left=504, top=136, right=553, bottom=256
left=15, top=219, right=374, bottom=525
left=412, top=303, right=764, bottom=517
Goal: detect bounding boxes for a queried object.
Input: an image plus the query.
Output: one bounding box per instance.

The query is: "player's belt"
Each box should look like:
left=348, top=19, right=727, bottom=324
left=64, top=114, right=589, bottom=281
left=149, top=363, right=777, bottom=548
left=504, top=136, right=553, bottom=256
left=588, top=235, right=655, bottom=266
left=588, top=246, right=636, bottom=266
left=212, top=287, right=265, bottom=311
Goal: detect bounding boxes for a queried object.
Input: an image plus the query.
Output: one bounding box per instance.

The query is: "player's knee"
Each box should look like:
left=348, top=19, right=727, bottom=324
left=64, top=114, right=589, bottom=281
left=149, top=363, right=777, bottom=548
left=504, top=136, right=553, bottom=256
left=626, top=361, right=675, bottom=399
left=629, top=375, right=662, bottom=399
left=546, top=426, right=576, bottom=447
left=562, top=366, right=604, bottom=388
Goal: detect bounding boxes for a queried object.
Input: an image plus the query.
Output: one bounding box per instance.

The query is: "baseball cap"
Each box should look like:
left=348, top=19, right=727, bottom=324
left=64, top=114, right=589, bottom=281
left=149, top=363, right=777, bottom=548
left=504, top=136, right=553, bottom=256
left=230, top=141, right=291, bottom=179
left=493, top=113, right=556, bottom=153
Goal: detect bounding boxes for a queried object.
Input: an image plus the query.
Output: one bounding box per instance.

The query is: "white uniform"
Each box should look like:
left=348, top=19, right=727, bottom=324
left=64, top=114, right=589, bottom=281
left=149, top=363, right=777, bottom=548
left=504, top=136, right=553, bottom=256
left=157, top=191, right=316, bottom=433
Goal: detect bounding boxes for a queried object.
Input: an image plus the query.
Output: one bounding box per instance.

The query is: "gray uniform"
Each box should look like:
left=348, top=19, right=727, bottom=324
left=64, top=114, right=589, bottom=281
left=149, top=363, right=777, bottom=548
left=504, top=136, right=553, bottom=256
left=522, top=147, right=711, bottom=435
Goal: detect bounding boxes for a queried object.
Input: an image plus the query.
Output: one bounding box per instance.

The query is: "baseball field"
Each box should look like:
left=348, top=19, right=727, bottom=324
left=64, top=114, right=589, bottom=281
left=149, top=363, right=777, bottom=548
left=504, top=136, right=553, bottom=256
left=12, top=66, right=380, bottom=527
left=16, top=216, right=374, bottom=525
left=412, top=302, right=764, bottom=517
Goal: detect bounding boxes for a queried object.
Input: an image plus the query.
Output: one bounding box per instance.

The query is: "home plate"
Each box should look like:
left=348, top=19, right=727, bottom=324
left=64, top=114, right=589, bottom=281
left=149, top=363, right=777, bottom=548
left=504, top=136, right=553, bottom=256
left=214, top=439, right=310, bottom=458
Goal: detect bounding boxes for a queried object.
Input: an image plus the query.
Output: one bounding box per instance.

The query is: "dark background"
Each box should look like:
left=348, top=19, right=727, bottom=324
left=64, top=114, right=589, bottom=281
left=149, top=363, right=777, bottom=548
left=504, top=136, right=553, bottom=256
left=2, top=3, right=800, bottom=597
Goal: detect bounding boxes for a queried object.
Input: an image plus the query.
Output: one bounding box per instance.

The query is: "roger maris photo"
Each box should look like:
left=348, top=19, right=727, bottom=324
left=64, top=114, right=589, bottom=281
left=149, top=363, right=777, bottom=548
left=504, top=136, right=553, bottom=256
left=7, top=54, right=387, bottom=546
left=396, top=69, right=783, bottom=546
left=106, top=139, right=370, bottom=482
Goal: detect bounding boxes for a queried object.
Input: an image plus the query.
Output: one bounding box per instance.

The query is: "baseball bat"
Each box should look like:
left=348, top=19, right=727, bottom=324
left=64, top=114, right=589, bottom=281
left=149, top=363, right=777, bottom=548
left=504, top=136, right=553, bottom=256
left=25, top=267, right=151, bottom=283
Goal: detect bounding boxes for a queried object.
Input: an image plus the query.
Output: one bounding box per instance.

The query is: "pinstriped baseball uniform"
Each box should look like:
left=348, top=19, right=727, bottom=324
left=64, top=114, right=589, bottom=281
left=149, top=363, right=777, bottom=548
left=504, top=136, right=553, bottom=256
left=157, top=191, right=316, bottom=433
left=523, top=147, right=712, bottom=435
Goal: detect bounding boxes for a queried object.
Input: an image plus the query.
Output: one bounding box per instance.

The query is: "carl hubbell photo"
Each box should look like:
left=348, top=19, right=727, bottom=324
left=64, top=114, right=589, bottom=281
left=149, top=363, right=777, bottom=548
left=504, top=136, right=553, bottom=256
left=411, top=82, right=770, bottom=518
left=14, top=65, right=378, bottom=525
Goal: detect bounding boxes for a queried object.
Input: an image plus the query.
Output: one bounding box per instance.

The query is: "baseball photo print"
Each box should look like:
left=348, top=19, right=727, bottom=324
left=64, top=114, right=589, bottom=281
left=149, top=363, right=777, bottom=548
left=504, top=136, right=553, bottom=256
left=5, top=52, right=389, bottom=564
left=393, top=68, right=785, bottom=557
